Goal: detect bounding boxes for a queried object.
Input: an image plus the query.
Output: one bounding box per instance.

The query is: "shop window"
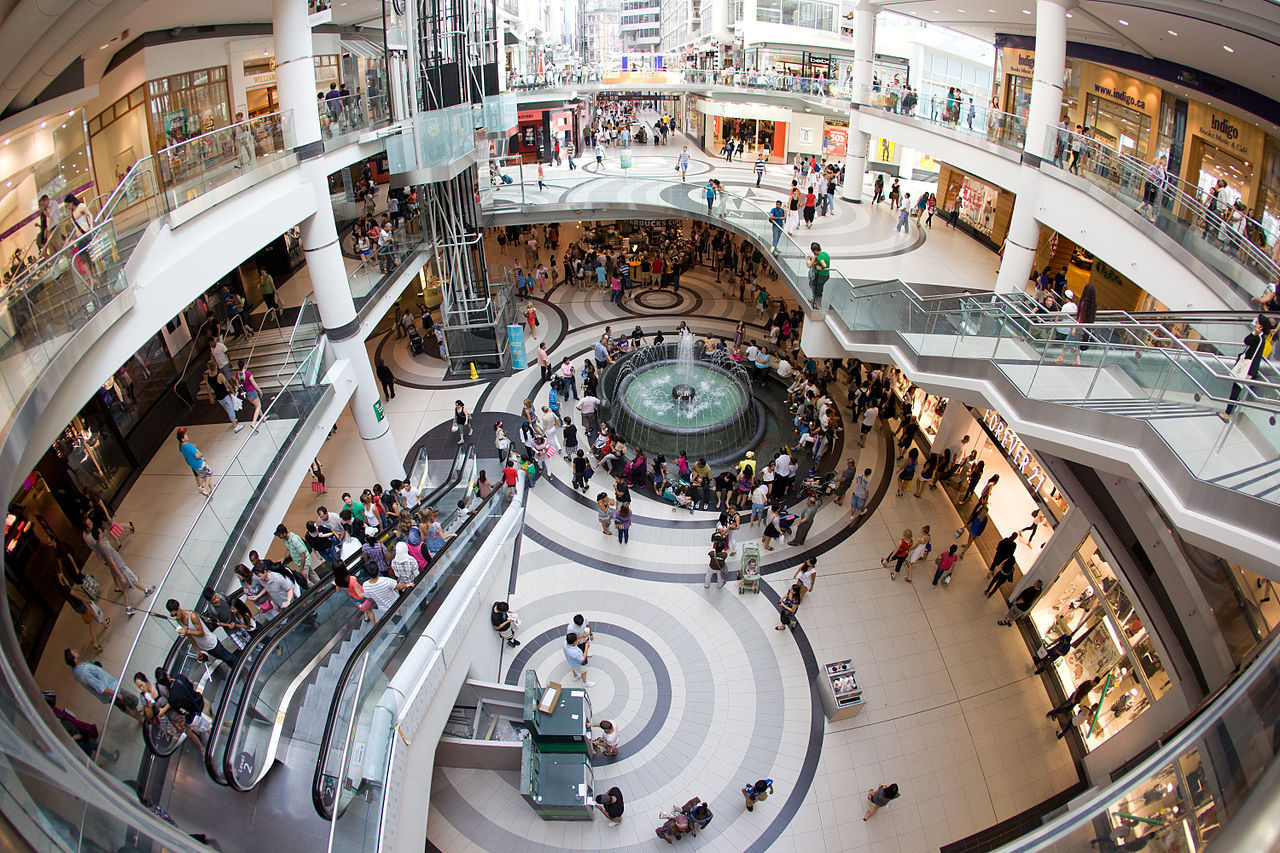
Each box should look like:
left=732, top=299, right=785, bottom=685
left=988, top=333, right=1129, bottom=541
left=144, top=65, right=232, bottom=149
left=1084, top=94, right=1152, bottom=160
left=1030, top=530, right=1171, bottom=750
left=1098, top=750, right=1219, bottom=849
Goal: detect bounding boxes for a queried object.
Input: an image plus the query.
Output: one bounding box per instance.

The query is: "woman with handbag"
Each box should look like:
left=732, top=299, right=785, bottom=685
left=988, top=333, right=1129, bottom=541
left=453, top=400, right=473, bottom=444
left=206, top=365, right=243, bottom=433
left=237, top=361, right=265, bottom=429
left=1222, top=315, right=1274, bottom=419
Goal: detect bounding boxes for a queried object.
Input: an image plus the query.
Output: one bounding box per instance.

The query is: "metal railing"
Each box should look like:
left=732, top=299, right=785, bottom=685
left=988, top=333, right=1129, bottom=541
left=318, top=93, right=391, bottom=146
left=1041, top=127, right=1279, bottom=297
left=853, top=84, right=1028, bottom=152
left=825, top=281, right=1280, bottom=504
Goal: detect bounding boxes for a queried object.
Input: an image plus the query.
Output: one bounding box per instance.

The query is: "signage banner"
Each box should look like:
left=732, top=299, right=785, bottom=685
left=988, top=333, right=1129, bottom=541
left=823, top=126, right=848, bottom=158
left=1002, top=47, right=1035, bottom=78
left=508, top=324, right=528, bottom=369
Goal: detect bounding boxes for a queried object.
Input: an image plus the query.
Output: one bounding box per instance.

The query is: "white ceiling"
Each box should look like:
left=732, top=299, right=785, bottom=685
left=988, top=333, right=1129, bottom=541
left=872, top=0, right=1280, bottom=106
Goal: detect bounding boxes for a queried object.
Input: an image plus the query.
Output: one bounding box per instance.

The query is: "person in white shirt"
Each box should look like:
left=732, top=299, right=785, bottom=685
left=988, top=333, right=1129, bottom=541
left=750, top=482, right=770, bottom=527
left=568, top=613, right=592, bottom=644
left=776, top=359, right=792, bottom=378
left=588, top=719, right=620, bottom=756
left=773, top=451, right=796, bottom=496
left=362, top=565, right=409, bottom=612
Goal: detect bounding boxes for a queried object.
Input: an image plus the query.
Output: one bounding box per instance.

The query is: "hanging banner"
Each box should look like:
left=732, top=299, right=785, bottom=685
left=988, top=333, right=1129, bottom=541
left=508, top=324, right=528, bottom=369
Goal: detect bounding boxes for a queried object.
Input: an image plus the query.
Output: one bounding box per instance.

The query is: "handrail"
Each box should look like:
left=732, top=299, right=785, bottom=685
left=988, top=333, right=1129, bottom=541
left=311, top=447, right=486, bottom=818
left=994, top=628, right=1280, bottom=852
left=211, top=444, right=472, bottom=788
left=97, top=340, right=325, bottom=760
left=868, top=286, right=1280, bottom=412
left=240, top=299, right=286, bottom=368
left=171, top=318, right=214, bottom=407
left=275, top=292, right=316, bottom=384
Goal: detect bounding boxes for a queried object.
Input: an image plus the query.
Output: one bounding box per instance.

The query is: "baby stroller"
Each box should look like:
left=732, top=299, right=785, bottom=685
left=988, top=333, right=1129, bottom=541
left=406, top=324, right=427, bottom=356
left=738, top=544, right=760, bottom=594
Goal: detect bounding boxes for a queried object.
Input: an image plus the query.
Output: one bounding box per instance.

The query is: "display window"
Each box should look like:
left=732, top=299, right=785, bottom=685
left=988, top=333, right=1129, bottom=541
left=1096, top=749, right=1219, bottom=851
left=1085, top=93, right=1152, bottom=160
left=957, top=175, right=999, bottom=236
left=146, top=66, right=232, bottom=149
left=1030, top=530, right=1171, bottom=750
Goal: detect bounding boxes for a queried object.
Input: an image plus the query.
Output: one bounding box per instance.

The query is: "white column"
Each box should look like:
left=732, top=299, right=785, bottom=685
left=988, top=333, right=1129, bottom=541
left=995, top=0, right=1068, bottom=293
left=842, top=4, right=875, bottom=202
left=272, top=0, right=322, bottom=148
left=274, top=0, right=405, bottom=484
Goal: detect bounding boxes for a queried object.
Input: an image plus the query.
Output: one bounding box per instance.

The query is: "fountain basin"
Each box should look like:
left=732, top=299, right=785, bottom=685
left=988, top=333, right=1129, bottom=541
left=611, top=358, right=756, bottom=461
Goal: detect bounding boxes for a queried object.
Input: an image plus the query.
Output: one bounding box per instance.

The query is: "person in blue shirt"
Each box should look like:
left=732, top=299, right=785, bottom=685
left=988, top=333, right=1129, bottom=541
left=65, top=648, right=138, bottom=717
left=705, top=180, right=716, bottom=214
left=743, top=778, right=774, bottom=811
left=176, top=427, right=212, bottom=496
left=769, top=202, right=786, bottom=253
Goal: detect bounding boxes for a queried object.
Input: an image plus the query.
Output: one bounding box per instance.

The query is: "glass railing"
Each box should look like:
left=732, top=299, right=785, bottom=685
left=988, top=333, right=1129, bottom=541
left=0, top=216, right=132, bottom=434
left=348, top=227, right=430, bottom=304
left=91, top=341, right=328, bottom=786
left=996, top=630, right=1280, bottom=852
left=313, top=458, right=507, bottom=825
left=826, top=282, right=1280, bottom=505
left=208, top=445, right=472, bottom=788
left=113, top=111, right=295, bottom=220
left=480, top=169, right=851, bottom=310
left=319, top=93, right=391, bottom=146
left=852, top=84, right=1027, bottom=151
left=1041, top=127, right=1279, bottom=299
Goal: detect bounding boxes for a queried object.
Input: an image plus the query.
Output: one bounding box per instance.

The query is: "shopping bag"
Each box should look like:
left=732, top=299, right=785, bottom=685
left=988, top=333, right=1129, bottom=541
left=310, top=480, right=324, bottom=494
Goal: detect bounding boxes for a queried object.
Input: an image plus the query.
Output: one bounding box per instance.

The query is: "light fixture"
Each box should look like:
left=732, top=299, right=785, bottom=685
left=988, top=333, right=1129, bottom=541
left=1021, top=8, right=1031, bottom=13
left=1223, top=45, right=1234, bottom=52
left=99, top=43, right=111, bottom=50
left=1118, top=19, right=1128, bottom=25
left=39, top=122, right=46, bottom=127
left=2, top=139, right=8, bottom=144
left=1065, top=11, right=1072, bottom=17
left=1167, top=30, right=1177, bottom=36
left=988, top=7, right=997, bottom=11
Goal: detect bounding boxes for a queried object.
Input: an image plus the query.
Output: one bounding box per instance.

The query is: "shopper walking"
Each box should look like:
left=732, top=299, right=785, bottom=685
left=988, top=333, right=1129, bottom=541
left=742, top=779, right=774, bottom=811
left=905, top=525, right=931, bottom=583
left=65, top=649, right=137, bottom=716
left=985, top=532, right=1019, bottom=596
left=997, top=579, right=1044, bottom=626
left=83, top=521, right=153, bottom=615
left=453, top=400, right=473, bottom=443
left=376, top=359, right=397, bottom=400
left=207, top=365, right=243, bottom=432
left=594, top=787, right=624, bottom=826
left=614, top=502, right=632, bottom=544
left=775, top=582, right=804, bottom=630
left=883, top=529, right=914, bottom=580
left=863, top=783, right=900, bottom=820
left=168, top=598, right=238, bottom=668
left=848, top=467, right=872, bottom=519
left=931, top=545, right=960, bottom=587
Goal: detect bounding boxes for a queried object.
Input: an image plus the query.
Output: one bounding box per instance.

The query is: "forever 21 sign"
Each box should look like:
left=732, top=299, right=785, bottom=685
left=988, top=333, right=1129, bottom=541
left=982, top=409, right=1050, bottom=492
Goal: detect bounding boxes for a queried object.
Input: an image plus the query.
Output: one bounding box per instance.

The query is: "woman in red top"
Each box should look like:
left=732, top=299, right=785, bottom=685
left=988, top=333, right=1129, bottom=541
left=333, top=562, right=374, bottom=624
left=802, top=188, right=818, bottom=228
left=881, top=529, right=914, bottom=579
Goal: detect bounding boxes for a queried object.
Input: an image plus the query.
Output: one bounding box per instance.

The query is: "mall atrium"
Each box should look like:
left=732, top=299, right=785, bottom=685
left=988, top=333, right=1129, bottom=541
left=0, top=0, right=1277, bottom=851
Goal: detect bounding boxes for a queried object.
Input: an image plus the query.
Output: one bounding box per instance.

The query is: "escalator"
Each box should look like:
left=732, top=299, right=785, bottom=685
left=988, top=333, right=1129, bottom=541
left=142, top=445, right=474, bottom=789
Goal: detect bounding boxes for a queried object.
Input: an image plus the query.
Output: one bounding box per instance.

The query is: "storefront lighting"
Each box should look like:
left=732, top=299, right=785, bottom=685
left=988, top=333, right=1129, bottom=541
left=39, top=122, right=45, bottom=127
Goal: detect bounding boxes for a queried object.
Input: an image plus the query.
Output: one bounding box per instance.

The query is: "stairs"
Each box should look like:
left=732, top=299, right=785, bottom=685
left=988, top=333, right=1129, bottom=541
left=226, top=321, right=322, bottom=394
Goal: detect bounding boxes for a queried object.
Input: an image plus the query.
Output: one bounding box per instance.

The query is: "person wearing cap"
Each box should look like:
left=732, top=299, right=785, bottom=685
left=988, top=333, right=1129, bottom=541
left=275, top=523, right=317, bottom=584
left=1055, top=288, right=1078, bottom=348
left=736, top=451, right=756, bottom=474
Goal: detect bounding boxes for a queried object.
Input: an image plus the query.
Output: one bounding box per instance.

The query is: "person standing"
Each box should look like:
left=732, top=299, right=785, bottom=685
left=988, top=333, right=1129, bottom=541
left=806, top=242, right=830, bottom=308
left=832, top=458, right=857, bottom=505
left=65, top=649, right=137, bottom=716
left=768, top=200, right=786, bottom=253
left=677, top=146, right=690, bottom=181
left=206, top=365, right=243, bottom=433
left=857, top=404, right=879, bottom=448
left=793, top=558, right=817, bottom=595
left=997, top=579, right=1044, bottom=626
left=775, top=582, right=804, bottom=630
left=848, top=467, right=872, bottom=519
left=1223, top=315, right=1274, bottom=419
left=789, top=496, right=819, bottom=546
left=168, top=598, right=238, bottom=668
left=275, top=524, right=317, bottom=585
left=453, top=400, right=473, bottom=444
left=587, top=719, right=620, bottom=756
left=564, top=631, right=596, bottom=687
left=705, top=544, right=728, bottom=589
left=491, top=601, right=521, bottom=646
left=754, top=154, right=765, bottom=187
left=985, top=532, right=1019, bottom=596
left=376, top=359, right=396, bottom=400
left=535, top=342, right=552, bottom=382
left=594, top=787, right=624, bottom=826
left=896, top=197, right=911, bottom=232
left=258, top=267, right=280, bottom=320
left=863, top=783, right=900, bottom=819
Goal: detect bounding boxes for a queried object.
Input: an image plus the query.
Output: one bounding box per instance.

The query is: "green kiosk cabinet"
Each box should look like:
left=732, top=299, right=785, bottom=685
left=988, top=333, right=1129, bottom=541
left=519, top=670, right=595, bottom=821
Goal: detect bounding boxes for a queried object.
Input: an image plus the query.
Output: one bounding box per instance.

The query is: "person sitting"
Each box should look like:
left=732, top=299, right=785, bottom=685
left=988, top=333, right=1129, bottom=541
left=655, top=813, right=690, bottom=844
left=624, top=450, right=648, bottom=487
left=670, top=484, right=695, bottom=513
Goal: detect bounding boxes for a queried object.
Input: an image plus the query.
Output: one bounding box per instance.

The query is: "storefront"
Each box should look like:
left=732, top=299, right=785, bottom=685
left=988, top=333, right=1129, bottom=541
left=242, top=54, right=338, bottom=118
left=696, top=100, right=793, bottom=161
left=937, top=163, right=1013, bottom=249
left=1027, top=527, right=1174, bottom=750
left=1093, top=749, right=1219, bottom=850
left=994, top=44, right=1034, bottom=121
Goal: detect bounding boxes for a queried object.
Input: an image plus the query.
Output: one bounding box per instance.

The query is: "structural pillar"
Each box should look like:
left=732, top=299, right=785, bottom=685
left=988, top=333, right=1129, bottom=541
left=273, top=0, right=405, bottom=484
left=995, top=0, right=1069, bottom=293
left=842, top=3, right=875, bottom=202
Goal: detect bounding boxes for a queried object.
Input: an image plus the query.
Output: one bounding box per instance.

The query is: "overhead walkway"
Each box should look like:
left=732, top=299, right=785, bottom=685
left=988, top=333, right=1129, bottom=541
left=819, top=280, right=1280, bottom=568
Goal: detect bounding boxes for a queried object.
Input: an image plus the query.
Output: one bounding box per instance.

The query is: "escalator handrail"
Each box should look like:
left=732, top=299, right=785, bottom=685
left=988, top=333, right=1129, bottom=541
left=211, top=444, right=472, bottom=787
left=310, top=451, right=494, bottom=818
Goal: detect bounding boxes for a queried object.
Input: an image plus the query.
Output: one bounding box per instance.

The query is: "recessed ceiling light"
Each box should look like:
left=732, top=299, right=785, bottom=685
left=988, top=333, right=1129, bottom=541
left=1118, top=19, right=1128, bottom=25
left=988, top=8, right=997, bottom=11
left=39, top=122, right=46, bottom=127
left=99, top=43, right=111, bottom=50
left=1167, top=30, right=1177, bottom=36
left=1021, top=8, right=1031, bottom=13
left=2, top=139, right=8, bottom=144
left=1065, top=11, right=1072, bottom=17
left=957, top=8, right=965, bottom=12
left=1223, top=45, right=1234, bottom=52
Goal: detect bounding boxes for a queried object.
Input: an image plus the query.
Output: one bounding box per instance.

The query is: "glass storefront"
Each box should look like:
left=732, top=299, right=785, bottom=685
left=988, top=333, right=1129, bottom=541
left=1094, top=749, right=1220, bottom=850
left=1085, top=93, right=1153, bottom=160
left=956, top=175, right=1000, bottom=236
left=1030, top=530, right=1171, bottom=750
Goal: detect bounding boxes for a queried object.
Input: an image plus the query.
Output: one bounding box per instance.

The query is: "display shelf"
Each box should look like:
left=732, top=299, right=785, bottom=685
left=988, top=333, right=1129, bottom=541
left=817, top=658, right=864, bottom=721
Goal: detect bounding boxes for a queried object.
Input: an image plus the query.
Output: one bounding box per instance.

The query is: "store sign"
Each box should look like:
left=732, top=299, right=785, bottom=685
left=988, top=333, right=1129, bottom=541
left=517, top=109, right=544, bottom=123
left=981, top=409, right=1050, bottom=491
left=1188, top=103, right=1260, bottom=160
left=1003, top=48, right=1035, bottom=77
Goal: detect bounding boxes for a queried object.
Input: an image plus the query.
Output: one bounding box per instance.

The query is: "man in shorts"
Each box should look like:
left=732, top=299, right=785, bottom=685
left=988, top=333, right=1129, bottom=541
left=857, top=404, right=879, bottom=448
left=832, top=458, right=857, bottom=505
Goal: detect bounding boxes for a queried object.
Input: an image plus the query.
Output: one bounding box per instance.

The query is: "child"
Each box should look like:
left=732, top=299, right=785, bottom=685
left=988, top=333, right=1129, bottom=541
left=932, top=545, right=959, bottom=587
left=670, top=484, right=695, bottom=513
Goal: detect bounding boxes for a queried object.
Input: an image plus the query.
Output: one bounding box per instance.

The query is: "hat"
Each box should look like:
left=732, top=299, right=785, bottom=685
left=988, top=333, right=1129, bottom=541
left=1063, top=289, right=1074, bottom=300
left=745, top=451, right=755, bottom=459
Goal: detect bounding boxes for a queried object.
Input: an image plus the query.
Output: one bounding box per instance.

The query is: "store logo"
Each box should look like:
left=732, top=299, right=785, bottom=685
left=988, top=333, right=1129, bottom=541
left=1015, top=52, right=1034, bottom=71
left=982, top=409, right=1050, bottom=491
left=1211, top=115, right=1240, bottom=140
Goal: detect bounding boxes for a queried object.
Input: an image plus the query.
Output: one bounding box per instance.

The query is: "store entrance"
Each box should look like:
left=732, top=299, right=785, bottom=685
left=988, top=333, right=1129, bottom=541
left=1084, top=94, right=1152, bottom=160
left=246, top=85, right=280, bottom=118
left=1186, top=137, right=1250, bottom=210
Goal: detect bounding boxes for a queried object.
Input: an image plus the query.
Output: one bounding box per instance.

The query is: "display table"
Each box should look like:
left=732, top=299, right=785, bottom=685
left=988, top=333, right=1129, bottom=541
left=520, top=670, right=594, bottom=820
left=816, top=658, right=864, bottom=721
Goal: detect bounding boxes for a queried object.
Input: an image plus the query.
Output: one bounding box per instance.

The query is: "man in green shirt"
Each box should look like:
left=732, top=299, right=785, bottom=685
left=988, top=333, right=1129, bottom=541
left=807, top=242, right=830, bottom=308
left=258, top=267, right=280, bottom=320
left=275, top=523, right=316, bottom=584
left=341, top=492, right=366, bottom=525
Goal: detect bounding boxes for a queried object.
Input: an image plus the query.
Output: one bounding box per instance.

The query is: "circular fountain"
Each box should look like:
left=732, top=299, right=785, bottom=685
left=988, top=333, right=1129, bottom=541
left=603, top=331, right=760, bottom=462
